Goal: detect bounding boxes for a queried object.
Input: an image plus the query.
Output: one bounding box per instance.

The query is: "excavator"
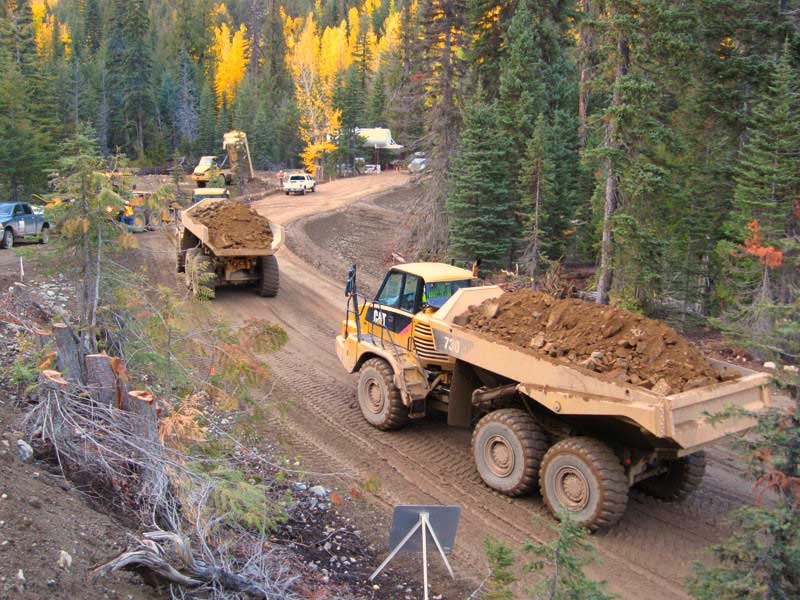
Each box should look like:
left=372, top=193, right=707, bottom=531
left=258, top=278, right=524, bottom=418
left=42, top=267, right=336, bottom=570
left=192, top=130, right=255, bottom=188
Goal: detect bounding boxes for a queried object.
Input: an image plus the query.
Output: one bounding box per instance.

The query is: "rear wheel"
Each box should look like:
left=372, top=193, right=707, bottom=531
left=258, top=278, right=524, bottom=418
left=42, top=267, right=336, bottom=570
left=301, top=189, right=306, bottom=196
left=191, top=255, right=216, bottom=299
left=39, top=226, right=50, bottom=245
left=258, top=255, right=279, bottom=297
left=540, top=437, right=628, bottom=530
left=472, top=409, right=548, bottom=497
left=357, top=358, right=407, bottom=430
left=176, top=246, right=185, bottom=273
left=2, top=228, right=13, bottom=249
left=148, top=211, right=163, bottom=229
left=636, top=452, right=706, bottom=501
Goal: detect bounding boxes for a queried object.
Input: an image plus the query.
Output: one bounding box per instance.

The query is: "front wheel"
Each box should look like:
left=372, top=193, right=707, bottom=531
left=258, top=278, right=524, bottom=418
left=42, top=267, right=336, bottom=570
left=636, top=452, right=706, bottom=501
left=39, top=226, right=50, bottom=245
left=357, top=358, right=408, bottom=430
left=540, top=437, right=628, bottom=530
left=472, top=409, right=548, bottom=496
left=1, top=228, right=13, bottom=249
left=148, top=211, right=163, bottom=229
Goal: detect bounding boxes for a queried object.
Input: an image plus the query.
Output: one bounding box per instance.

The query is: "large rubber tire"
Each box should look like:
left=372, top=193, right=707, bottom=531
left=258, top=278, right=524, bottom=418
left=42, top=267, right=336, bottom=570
left=176, top=246, right=185, bottom=273
left=192, top=255, right=216, bottom=299
left=357, top=358, right=408, bottom=431
left=540, top=437, right=628, bottom=530
left=472, top=409, right=549, bottom=497
left=197, top=180, right=206, bottom=188
left=132, top=212, right=147, bottom=232
left=184, top=248, right=200, bottom=289
left=2, top=228, right=13, bottom=249
left=258, top=255, right=280, bottom=297
left=636, top=451, right=706, bottom=501
left=39, top=226, right=50, bottom=244
left=148, top=211, right=163, bottom=229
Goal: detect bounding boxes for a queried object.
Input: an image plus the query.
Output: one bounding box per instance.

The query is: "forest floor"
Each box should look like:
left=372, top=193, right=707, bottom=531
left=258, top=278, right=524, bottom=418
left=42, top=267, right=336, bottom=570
left=0, top=172, right=772, bottom=599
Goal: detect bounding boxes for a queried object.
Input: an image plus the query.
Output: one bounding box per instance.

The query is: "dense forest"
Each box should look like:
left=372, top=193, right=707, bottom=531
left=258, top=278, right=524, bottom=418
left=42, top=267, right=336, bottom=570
left=0, top=0, right=798, bottom=360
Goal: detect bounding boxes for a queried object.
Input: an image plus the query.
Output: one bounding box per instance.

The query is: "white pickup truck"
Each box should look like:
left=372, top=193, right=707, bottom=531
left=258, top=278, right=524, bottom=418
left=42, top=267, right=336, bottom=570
left=283, top=173, right=316, bottom=195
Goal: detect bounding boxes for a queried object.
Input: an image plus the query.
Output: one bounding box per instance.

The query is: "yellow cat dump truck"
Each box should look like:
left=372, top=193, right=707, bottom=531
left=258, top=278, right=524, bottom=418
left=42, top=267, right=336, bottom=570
left=192, top=131, right=255, bottom=187
left=335, top=263, right=772, bottom=529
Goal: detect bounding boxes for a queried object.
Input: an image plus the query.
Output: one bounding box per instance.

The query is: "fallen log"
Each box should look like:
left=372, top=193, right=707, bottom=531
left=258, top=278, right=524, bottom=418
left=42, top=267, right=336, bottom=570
left=91, top=531, right=269, bottom=599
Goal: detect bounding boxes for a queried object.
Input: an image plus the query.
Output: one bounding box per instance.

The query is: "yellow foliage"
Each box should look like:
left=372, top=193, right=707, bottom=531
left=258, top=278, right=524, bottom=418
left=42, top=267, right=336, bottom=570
left=347, top=6, right=360, bottom=55
left=211, top=21, right=251, bottom=107
left=31, top=0, right=71, bottom=59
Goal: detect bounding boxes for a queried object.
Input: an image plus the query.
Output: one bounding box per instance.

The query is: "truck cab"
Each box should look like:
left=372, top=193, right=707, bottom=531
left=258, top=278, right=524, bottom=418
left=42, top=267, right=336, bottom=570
left=0, top=202, right=51, bottom=249
left=192, top=156, right=232, bottom=187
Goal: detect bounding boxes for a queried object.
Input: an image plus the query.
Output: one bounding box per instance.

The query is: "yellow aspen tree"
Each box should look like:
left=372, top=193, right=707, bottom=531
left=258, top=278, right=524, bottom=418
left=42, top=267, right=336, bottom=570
left=347, top=7, right=360, bottom=56
left=211, top=22, right=251, bottom=107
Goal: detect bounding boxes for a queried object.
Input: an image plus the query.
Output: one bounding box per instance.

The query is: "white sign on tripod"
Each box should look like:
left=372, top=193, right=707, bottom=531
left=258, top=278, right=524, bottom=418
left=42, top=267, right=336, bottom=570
left=370, top=505, right=461, bottom=600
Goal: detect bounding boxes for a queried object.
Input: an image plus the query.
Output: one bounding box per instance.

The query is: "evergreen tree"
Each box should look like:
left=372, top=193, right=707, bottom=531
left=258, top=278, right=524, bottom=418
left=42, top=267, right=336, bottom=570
left=446, top=93, right=517, bottom=268
left=716, top=42, right=800, bottom=357
left=483, top=537, right=516, bottom=600
left=367, top=69, right=387, bottom=126
left=688, top=378, right=800, bottom=600
left=524, top=513, right=616, bottom=600
left=196, top=79, right=218, bottom=155
left=519, top=115, right=556, bottom=275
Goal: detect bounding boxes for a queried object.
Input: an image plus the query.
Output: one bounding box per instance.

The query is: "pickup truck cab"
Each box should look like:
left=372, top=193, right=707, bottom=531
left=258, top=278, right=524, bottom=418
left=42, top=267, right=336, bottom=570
left=0, top=202, right=51, bottom=249
left=283, top=173, right=316, bottom=195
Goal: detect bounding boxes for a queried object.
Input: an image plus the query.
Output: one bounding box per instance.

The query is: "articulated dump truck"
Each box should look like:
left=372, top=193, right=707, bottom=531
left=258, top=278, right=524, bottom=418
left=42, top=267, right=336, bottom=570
left=176, top=198, right=284, bottom=299
left=336, top=263, right=772, bottom=529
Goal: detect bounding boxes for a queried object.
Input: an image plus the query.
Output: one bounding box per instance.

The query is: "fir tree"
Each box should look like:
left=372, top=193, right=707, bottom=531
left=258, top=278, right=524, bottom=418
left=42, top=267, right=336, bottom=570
left=446, top=93, right=517, bottom=268
left=367, top=69, right=387, bottom=127
left=483, top=537, right=516, bottom=600
left=519, top=115, right=556, bottom=275
left=688, top=379, right=800, bottom=600
left=716, top=41, right=800, bottom=357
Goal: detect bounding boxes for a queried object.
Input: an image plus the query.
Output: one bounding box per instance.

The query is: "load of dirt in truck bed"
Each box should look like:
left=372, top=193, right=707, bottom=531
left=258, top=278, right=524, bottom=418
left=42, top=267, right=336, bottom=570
left=191, top=200, right=273, bottom=250
left=463, top=289, right=736, bottom=394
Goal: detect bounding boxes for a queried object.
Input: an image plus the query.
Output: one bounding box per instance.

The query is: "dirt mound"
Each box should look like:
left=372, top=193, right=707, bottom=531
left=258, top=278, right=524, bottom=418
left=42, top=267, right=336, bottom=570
left=192, top=200, right=273, bottom=250
left=463, top=289, right=734, bottom=394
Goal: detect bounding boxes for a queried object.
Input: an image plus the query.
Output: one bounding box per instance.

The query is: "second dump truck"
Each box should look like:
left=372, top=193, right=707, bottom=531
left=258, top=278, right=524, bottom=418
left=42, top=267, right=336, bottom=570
left=336, top=263, right=772, bottom=529
left=176, top=198, right=283, bottom=299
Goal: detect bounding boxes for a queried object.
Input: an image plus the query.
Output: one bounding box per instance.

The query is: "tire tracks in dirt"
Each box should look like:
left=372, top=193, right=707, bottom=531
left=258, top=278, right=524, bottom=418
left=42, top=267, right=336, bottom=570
left=143, top=174, right=755, bottom=599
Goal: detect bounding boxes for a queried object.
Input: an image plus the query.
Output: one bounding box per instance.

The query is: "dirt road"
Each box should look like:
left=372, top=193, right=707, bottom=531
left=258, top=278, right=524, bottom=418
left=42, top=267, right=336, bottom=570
left=148, top=173, right=754, bottom=599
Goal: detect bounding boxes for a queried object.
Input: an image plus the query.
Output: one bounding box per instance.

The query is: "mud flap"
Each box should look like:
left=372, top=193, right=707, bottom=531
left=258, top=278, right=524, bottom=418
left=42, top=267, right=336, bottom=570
left=448, top=359, right=481, bottom=428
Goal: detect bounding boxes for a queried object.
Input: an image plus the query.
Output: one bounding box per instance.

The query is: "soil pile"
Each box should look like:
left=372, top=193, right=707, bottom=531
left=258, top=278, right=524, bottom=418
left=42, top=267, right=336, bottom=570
left=191, top=200, right=273, bottom=250
left=463, top=289, right=735, bottom=394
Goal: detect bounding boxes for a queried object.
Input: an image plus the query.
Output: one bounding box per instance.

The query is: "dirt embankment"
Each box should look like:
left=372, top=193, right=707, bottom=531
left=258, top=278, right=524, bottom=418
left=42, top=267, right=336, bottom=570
left=464, top=289, right=734, bottom=394
left=192, top=200, right=273, bottom=250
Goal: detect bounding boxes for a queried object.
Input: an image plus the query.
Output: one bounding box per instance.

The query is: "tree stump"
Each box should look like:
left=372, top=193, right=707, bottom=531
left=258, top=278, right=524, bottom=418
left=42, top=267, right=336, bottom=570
left=52, top=323, right=85, bottom=384
left=85, top=354, right=117, bottom=408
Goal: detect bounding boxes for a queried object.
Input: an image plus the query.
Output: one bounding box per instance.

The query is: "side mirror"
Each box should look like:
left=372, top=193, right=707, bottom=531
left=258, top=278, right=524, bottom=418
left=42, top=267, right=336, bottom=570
left=345, top=264, right=357, bottom=296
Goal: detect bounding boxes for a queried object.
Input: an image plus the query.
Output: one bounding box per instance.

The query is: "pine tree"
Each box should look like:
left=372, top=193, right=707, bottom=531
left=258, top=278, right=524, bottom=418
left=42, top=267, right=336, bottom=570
left=483, top=537, right=516, bottom=600
left=716, top=41, right=800, bottom=357
left=524, top=513, right=616, bottom=600
left=367, top=69, right=387, bottom=126
left=688, top=379, right=800, bottom=600
left=519, top=115, right=556, bottom=275
left=446, top=93, right=517, bottom=268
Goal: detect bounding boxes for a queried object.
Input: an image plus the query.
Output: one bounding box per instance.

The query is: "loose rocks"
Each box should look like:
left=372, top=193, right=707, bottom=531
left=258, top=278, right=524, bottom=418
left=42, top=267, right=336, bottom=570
left=191, top=200, right=273, bottom=250
left=464, top=289, right=735, bottom=393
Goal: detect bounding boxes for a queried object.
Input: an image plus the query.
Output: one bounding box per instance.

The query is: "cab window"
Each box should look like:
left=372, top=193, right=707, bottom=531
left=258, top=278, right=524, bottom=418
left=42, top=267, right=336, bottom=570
left=23, top=205, right=33, bottom=215
left=422, top=280, right=472, bottom=309
left=399, top=274, right=422, bottom=312
left=376, top=272, right=404, bottom=308
left=13, top=204, right=24, bottom=216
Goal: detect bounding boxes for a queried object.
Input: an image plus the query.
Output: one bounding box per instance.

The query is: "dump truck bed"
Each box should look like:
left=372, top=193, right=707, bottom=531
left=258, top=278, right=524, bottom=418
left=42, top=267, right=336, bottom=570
left=180, top=198, right=284, bottom=257
left=429, top=287, right=771, bottom=452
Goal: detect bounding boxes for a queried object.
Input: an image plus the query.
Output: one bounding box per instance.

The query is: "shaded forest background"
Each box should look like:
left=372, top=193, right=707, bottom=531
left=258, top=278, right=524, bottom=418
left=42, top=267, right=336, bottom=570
left=0, top=0, right=798, bottom=361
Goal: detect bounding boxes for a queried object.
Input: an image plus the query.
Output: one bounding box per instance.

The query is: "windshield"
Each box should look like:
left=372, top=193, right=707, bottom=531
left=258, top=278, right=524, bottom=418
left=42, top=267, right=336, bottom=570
left=0, top=205, right=13, bottom=216
left=422, top=280, right=472, bottom=309
left=198, top=156, right=215, bottom=168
